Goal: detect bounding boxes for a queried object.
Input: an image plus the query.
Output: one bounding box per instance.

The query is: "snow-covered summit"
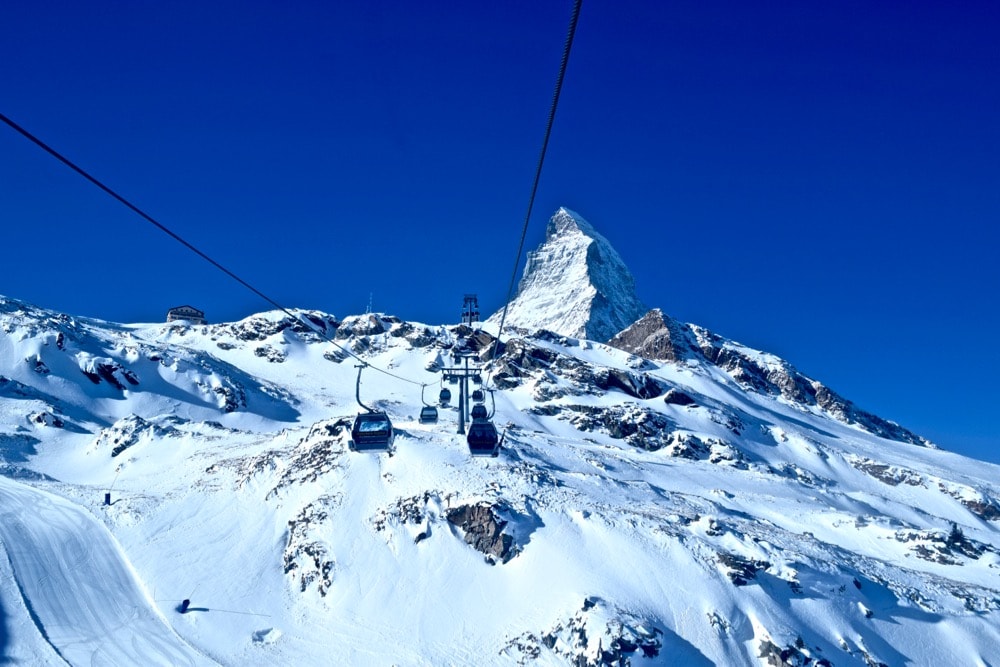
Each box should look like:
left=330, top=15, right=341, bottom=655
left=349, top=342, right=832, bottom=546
left=488, top=208, right=646, bottom=342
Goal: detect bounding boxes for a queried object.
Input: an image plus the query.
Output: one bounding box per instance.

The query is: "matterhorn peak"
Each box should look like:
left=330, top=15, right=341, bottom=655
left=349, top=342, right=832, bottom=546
left=488, top=208, right=646, bottom=342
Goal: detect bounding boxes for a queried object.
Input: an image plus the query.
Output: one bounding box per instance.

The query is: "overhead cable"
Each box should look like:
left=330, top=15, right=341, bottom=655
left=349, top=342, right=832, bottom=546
left=493, top=0, right=583, bottom=342
left=0, top=111, right=424, bottom=386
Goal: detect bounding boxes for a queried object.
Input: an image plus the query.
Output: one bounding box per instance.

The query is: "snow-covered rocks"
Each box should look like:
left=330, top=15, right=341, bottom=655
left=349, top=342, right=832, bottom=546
left=488, top=208, right=646, bottom=342
left=2, top=294, right=1000, bottom=665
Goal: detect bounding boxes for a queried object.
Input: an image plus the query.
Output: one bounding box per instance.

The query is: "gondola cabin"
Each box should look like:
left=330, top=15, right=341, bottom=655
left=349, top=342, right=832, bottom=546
left=419, top=406, right=438, bottom=423
left=471, top=389, right=485, bottom=403
left=467, top=421, right=500, bottom=457
left=471, top=403, right=488, bottom=421
left=439, top=387, right=452, bottom=404
left=350, top=411, right=394, bottom=451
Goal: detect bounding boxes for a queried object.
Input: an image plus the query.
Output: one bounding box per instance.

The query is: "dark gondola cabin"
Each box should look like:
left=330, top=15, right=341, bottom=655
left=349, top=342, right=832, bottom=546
left=471, top=389, right=485, bottom=403
left=419, top=406, right=438, bottom=423
left=471, top=403, right=488, bottom=421
left=439, top=387, right=452, bottom=404
left=350, top=411, right=394, bottom=451
left=467, top=421, right=499, bottom=457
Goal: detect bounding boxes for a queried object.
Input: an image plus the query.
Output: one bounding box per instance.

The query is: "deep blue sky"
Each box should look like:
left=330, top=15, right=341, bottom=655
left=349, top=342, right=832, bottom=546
left=3, top=1, right=998, bottom=463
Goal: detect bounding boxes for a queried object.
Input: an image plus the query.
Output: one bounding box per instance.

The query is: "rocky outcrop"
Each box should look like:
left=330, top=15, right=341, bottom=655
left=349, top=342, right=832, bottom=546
left=717, top=551, right=770, bottom=586
left=447, top=503, right=519, bottom=564
left=92, top=415, right=177, bottom=458
left=501, top=597, right=662, bottom=666
left=487, top=208, right=646, bottom=342
left=608, top=308, right=932, bottom=448
left=608, top=308, right=701, bottom=362
left=284, top=495, right=339, bottom=595
left=80, top=358, right=139, bottom=390
left=211, top=310, right=339, bottom=343
left=335, top=314, right=388, bottom=339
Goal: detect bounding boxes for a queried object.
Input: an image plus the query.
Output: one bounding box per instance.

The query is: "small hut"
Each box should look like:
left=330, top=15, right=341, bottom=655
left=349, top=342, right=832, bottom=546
left=166, top=305, right=206, bottom=325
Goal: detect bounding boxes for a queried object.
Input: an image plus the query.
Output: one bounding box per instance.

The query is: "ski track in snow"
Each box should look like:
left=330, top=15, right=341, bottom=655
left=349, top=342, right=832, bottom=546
left=0, top=476, right=215, bottom=666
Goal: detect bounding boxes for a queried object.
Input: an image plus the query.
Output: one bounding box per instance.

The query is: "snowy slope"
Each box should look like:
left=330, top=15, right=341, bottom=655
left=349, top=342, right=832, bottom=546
left=1, top=294, right=1000, bottom=666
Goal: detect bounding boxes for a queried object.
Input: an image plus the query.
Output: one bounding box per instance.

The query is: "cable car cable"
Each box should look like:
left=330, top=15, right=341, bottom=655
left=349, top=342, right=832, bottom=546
left=483, top=0, right=583, bottom=395
left=0, top=111, right=425, bottom=387
left=492, top=0, right=582, bottom=345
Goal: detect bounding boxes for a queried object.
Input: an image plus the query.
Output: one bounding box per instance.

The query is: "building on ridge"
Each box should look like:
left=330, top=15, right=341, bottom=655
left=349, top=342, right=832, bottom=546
left=166, top=305, right=206, bottom=325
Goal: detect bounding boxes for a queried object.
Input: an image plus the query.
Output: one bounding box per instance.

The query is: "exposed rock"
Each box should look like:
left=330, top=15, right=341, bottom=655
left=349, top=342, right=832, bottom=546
left=962, top=499, right=1000, bottom=521
left=592, top=367, right=665, bottom=399
left=447, top=502, right=519, bottom=564
left=663, top=388, right=697, bottom=406
left=28, top=411, right=63, bottom=428
left=27, top=356, right=50, bottom=374
left=491, top=337, right=664, bottom=400
left=212, top=383, right=246, bottom=413
left=717, top=551, right=770, bottom=586
left=93, top=415, right=178, bottom=458
left=851, top=458, right=924, bottom=486
left=284, top=495, right=339, bottom=595
left=387, top=322, right=439, bottom=348
left=254, top=344, right=286, bottom=363
left=758, top=637, right=831, bottom=667
left=608, top=308, right=702, bottom=362
left=80, top=358, right=139, bottom=390
left=533, top=403, right=675, bottom=450
left=501, top=597, right=662, bottom=666
left=335, top=314, right=388, bottom=339
left=692, top=326, right=931, bottom=447
left=212, top=310, right=338, bottom=343
left=893, top=526, right=988, bottom=564
left=267, top=418, right=350, bottom=498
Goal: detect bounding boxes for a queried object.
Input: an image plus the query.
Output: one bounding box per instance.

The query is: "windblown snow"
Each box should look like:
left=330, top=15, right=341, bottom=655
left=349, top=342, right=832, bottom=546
left=1, top=219, right=999, bottom=665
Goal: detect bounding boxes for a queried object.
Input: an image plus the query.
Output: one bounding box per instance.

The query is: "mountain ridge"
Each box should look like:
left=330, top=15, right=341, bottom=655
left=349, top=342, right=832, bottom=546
left=1, top=293, right=999, bottom=666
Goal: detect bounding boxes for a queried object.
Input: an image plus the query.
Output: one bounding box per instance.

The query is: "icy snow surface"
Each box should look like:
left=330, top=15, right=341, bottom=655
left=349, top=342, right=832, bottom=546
left=1, top=294, right=999, bottom=666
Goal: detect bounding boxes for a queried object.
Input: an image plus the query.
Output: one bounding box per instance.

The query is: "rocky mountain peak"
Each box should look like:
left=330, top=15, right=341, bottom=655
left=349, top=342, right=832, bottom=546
left=488, top=208, right=646, bottom=343
left=607, top=308, right=702, bottom=363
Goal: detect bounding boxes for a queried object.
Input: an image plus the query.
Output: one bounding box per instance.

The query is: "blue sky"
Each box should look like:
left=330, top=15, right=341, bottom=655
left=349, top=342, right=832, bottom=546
left=2, top=1, right=998, bottom=463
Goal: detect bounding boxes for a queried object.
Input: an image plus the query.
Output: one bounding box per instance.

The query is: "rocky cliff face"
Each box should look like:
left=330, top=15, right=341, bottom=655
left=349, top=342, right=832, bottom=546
left=610, top=308, right=932, bottom=447
left=488, top=208, right=646, bottom=343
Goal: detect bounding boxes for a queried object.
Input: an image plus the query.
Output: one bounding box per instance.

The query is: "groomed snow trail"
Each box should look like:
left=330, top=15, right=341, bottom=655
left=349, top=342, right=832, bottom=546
left=0, top=476, right=215, bottom=666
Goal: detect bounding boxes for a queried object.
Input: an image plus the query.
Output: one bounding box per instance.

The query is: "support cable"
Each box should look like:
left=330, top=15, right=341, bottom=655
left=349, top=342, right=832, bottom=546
left=488, top=0, right=583, bottom=379
left=0, top=111, right=423, bottom=387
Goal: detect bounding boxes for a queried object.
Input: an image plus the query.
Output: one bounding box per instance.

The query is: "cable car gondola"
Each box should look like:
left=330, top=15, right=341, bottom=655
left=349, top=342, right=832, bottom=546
left=467, top=420, right=499, bottom=457
left=419, top=384, right=438, bottom=424
left=439, top=387, right=452, bottom=405
left=349, top=364, right=394, bottom=452
left=467, top=388, right=501, bottom=457
left=471, top=388, right=485, bottom=403
left=351, top=411, right=394, bottom=451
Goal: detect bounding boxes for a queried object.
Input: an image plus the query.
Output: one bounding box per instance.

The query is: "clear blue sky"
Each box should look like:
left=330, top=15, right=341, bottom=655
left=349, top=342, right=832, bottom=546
left=3, top=1, right=998, bottom=463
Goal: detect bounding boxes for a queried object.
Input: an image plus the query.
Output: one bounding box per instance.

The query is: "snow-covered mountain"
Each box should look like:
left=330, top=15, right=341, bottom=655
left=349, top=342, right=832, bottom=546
left=2, top=291, right=999, bottom=666
left=487, top=207, right=646, bottom=342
